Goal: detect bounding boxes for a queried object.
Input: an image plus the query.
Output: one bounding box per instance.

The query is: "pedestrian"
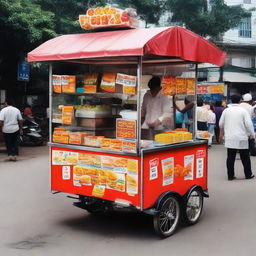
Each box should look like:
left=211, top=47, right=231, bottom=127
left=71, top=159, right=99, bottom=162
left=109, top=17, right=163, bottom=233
left=23, top=104, right=33, bottom=120
left=240, top=93, right=253, bottom=116
left=0, top=98, right=23, bottom=161
left=219, top=94, right=255, bottom=180
left=196, top=97, right=209, bottom=131
left=207, top=104, right=216, bottom=144
left=214, top=100, right=224, bottom=143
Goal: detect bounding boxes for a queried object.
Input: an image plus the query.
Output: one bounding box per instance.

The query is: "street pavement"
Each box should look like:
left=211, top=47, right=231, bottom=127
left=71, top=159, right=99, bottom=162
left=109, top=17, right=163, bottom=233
left=0, top=144, right=256, bottom=256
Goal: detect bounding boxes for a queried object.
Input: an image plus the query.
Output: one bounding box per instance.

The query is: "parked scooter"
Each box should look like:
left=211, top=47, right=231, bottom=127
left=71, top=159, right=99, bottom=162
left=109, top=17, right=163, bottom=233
left=20, top=118, right=44, bottom=146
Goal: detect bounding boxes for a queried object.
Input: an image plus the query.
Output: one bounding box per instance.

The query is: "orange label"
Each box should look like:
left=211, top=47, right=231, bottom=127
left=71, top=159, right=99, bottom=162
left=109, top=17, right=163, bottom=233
left=116, top=119, right=136, bottom=139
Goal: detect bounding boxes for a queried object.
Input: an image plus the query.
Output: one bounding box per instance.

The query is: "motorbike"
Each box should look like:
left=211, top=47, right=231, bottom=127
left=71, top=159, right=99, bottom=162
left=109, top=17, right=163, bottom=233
left=20, top=118, right=44, bottom=146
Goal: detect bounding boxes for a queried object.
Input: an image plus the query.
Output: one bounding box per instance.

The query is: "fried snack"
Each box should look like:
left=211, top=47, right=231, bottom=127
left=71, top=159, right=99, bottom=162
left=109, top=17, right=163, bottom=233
left=182, top=163, right=192, bottom=177
left=164, top=167, right=173, bottom=177
left=79, top=175, right=91, bottom=185
left=176, top=77, right=187, bottom=94
left=186, top=78, right=195, bottom=95
left=73, top=166, right=84, bottom=176
left=65, top=155, right=77, bottom=165
left=161, top=76, right=176, bottom=95
left=174, top=164, right=184, bottom=177
left=113, top=158, right=128, bottom=168
left=127, top=159, right=138, bottom=173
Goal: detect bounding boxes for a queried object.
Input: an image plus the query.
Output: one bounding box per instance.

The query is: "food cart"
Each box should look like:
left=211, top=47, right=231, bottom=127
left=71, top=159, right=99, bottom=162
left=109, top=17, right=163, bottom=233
left=28, top=12, right=226, bottom=237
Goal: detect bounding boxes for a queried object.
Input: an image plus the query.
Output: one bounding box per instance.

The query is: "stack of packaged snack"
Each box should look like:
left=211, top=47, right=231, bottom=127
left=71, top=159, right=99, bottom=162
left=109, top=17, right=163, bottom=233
left=155, top=129, right=193, bottom=144
left=53, top=128, right=70, bottom=144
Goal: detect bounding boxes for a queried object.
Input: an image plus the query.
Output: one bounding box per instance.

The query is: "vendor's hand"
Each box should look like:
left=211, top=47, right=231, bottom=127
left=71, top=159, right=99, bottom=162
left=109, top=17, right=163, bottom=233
left=148, top=119, right=161, bottom=128
left=19, top=129, right=23, bottom=136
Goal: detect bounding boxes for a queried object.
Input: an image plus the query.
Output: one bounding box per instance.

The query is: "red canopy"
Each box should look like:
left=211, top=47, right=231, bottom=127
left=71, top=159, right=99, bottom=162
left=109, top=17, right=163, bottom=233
left=28, top=26, right=226, bottom=66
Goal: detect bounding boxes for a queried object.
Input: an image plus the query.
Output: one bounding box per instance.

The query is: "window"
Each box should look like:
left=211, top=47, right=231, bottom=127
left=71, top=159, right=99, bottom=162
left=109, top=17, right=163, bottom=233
left=243, top=0, right=251, bottom=4
left=238, top=17, right=251, bottom=38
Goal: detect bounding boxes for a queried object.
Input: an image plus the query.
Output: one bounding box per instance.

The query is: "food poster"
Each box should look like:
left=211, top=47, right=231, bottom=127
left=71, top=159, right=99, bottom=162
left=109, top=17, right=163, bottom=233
left=126, top=159, right=138, bottom=195
left=92, top=185, right=106, bottom=197
left=186, top=78, right=196, bottom=95
left=116, top=73, right=137, bottom=95
left=161, top=157, right=174, bottom=186
left=184, top=155, right=194, bottom=180
left=61, top=105, right=74, bottom=125
left=52, top=150, right=78, bottom=165
left=100, top=73, right=116, bottom=92
left=62, top=75, right=76, bottom=93
left=116, top=119, right=137, bottom=139
left=79, top=7, right=135, bottom=30
left=176, top=77, right=187, bottom=94
left=161, top=76, right=176, bottom=95
left=83, top=73, right=98, bottom=93
left=122, top=140, right=137, bottom=153
left=52, top=75, right=62, bottom=93
left=62, top=151, right=139, bottom=196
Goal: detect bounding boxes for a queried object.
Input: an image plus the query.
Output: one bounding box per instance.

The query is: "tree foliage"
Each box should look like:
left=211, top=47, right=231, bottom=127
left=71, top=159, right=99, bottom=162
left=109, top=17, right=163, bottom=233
left=167, top=0, right=251, bottom=38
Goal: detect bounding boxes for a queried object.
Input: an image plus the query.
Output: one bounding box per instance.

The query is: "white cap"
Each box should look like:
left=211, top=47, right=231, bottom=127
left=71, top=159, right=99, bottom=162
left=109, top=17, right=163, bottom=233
left=243, top=93, right=252, bottom=102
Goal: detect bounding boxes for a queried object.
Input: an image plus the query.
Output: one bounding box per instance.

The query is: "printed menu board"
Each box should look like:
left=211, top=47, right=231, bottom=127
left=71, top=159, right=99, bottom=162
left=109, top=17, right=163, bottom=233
left=116, top=73, right=137, bottom=95
left=116, top=119, right=137, bottom=139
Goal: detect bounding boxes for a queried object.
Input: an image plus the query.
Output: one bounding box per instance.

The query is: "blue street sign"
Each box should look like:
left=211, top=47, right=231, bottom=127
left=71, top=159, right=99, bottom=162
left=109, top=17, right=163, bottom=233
left=18, top=61, right=30, bottom=81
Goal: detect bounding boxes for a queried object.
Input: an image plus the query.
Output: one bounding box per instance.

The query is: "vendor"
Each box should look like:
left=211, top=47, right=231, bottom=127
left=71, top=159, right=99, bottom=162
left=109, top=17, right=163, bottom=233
left=141, top=76, right=173, bottom=130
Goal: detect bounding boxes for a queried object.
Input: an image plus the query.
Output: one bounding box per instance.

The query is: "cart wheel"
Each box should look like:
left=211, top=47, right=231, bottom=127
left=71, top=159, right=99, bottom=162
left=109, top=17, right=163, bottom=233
left=153, top=196, right=180, bottom=238
left=183, top=187, right=204, bottom=225
left=86, top=203, right=105, bottom=214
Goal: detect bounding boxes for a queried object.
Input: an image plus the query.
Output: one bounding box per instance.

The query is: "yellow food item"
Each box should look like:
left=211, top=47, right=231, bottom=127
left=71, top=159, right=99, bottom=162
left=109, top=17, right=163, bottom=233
left=126, top=175, right=137, bottom=188
left=73, top=166, right=84, bottom=176
left=163, top=167, right=173, bottom=177
left=174, top=164, right=183, bottom=177
left=79, top=175, right=91, bottom=185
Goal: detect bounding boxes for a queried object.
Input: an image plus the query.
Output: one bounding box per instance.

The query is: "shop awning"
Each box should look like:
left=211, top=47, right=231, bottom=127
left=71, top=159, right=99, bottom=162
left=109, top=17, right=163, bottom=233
left=28, top=26, right=226, bottom=66
left=224, top=72, right=256, bottom=83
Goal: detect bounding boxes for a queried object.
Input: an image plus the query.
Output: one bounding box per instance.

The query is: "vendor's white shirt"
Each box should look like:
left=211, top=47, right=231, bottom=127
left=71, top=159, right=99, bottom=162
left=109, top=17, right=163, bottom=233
left=219, top=104, right=254, bottom=149
left=0, top=106, right=23, bottom=133
left=239, top=102, right=253, bottom=117
left=141, top=89, right=173, bottom=129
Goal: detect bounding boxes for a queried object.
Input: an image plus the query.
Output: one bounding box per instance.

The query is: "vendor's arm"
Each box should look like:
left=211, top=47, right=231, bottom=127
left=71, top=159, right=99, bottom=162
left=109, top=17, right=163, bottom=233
left=174, top=97, right=194, bottom=114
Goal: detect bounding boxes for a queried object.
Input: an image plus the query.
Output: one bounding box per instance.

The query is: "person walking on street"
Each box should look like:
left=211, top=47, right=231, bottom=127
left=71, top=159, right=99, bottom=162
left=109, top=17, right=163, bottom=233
left=214, top=100, right=224, bottom=143
left=219, top=94, right=255, bottom=180
left=196, top=97, right=209, bottom=131
left=0, top=98, right=23, bottom=161
left=240, top=93, right=253, bottom=116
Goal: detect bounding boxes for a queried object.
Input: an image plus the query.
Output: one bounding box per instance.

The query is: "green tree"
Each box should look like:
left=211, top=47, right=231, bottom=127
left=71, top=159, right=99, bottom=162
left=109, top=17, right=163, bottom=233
left=0, top=0, right=106, bottom=99
left=167, top=0, right=251, bottom=38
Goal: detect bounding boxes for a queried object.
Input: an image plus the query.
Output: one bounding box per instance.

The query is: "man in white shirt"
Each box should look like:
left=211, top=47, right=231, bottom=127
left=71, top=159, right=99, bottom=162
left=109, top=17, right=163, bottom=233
left=0, top=98, right=23, bottom=161
left=240, top=93, right=253, bottom=116
left=141, top=76, right=173, bottom=131
left=196, top=98, right=209, bottom=131
left=219, top=94, right=255, bottom=180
